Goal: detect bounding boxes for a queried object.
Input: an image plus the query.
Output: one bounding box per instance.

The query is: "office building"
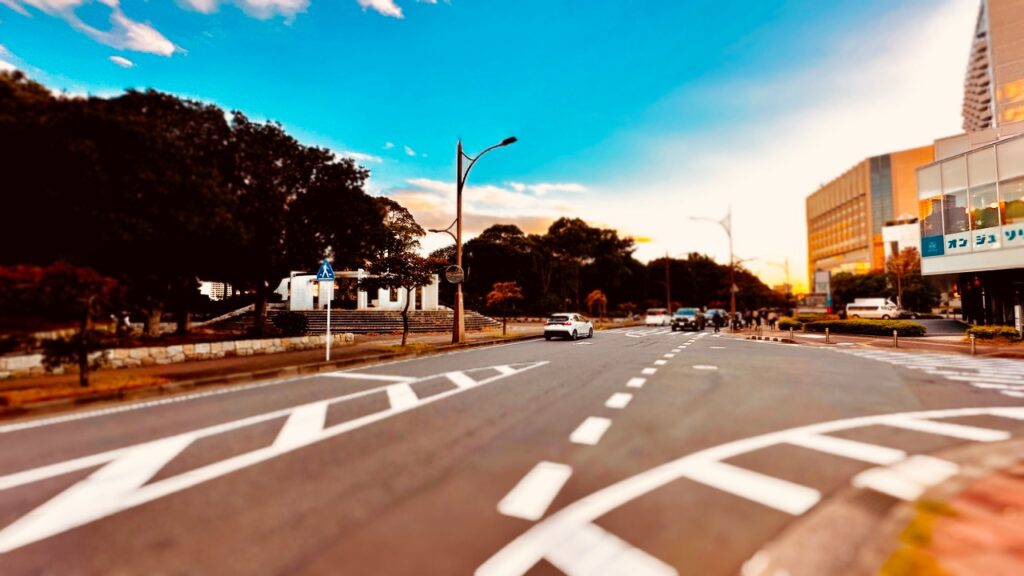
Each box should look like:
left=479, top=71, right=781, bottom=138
left=806, top=146, right=934, bottom=285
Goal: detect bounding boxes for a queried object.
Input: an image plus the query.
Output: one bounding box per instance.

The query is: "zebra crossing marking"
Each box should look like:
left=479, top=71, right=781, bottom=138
left=833, top=348, right=1024, bottom=398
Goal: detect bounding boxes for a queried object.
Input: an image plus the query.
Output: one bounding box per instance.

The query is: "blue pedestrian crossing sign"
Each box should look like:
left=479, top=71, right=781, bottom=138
left=316, top=260, right=335, bottom=282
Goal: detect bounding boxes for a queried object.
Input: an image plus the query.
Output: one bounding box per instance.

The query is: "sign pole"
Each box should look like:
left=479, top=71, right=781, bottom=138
left=317, top=259, right=336, bottom=362
left=326, top=282, right=332, bottom=361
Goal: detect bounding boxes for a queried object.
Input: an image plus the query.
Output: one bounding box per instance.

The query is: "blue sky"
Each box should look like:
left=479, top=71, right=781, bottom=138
left=0, top=0, right=979, bottom=289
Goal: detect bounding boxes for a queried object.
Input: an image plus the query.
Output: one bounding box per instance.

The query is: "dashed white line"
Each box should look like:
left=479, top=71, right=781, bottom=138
left=605, top=393, right=633, bottom=410
left=497, top=462, right=573, bottom=521
left=654, top=360, right=667, bottom=366
left=570, top=417, right=612, bottom=446
left=626, top=378, right=647, bottom=389
left=692, top=365, right=718, bottom=371
left=641, top=368, right=657, bottom=375
left=664, top=354, right=675, bottom=358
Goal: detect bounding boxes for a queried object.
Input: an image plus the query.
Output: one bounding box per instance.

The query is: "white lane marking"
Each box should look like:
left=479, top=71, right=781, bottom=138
left=943, top=374, right=1024, bottom=384
left=680, top=460, right=820, bottom=515
left=641, top=368, right=657, bottom=375
left=0, top=362, right=549, bottom=553
left=446, top=371, right=479, bottom=389
left=497, top=462, right=573, bottom=521
left=710, top=346, right=726, bottom=349
left=545, top=521, right=677, bottom=576
left=883, top=416, right=1010, bottom=442
left=852, top=455, right=959, bottom=501
left=605, top=393, right=633, bottom=410
left=785, top=433, right=905, bottom=465
left=626, top=378, right=646, bottom=389
left=494, top=365, right=518, bottom=376
left=0, top=435, right=193, bottom=554
left=570, top=417, right=612, bottom=446
left=741, top=551, right=771, bottom=576
left=573, top=342, right=593, bottom=346
left=692, top=365, right=718, bottom=371
left=475, top=406, right=1024, bottom=576
left=1003, top=391, right=1024, bottom=398
left=324, top=372, right=416, bottom=383
left=654, top=360, right=667, bottom=366
left=273, top=402, right=328, bottom=449
left=386, top=383, right=420, bottom=411
left=664, top=354, right=675, bottom=358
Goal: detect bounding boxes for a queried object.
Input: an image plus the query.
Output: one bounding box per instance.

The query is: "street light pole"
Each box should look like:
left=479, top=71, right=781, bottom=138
left=690, top=206, right=735, bottom=319
left=443, top=136, right=517, bottom=344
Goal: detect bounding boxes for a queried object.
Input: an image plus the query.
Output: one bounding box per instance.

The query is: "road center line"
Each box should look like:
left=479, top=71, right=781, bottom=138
left=569, top=417, right=612, bottom=446
left=497, top=462, right=573, bottom=521
left=605, top=393, right=633, bottom=410
left=654, top=360, right=667, bottom=366
left=641, top=368, right=657, bottom=375
left=626, top=378, right=646, bottom=388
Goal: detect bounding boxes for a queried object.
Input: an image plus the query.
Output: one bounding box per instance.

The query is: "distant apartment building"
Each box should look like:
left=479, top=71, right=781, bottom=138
left=806, top=146, right=934, bottom=285
left=916, top=0, right=1024, bottom=327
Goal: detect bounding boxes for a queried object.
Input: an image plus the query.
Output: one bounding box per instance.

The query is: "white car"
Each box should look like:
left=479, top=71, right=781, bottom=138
left=644, top=308, right=669, bottom=326
left=544, top=313, right=594, bottom=341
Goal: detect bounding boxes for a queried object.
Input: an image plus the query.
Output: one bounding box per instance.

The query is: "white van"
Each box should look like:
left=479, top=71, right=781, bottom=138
left=644, top=308, right=669, bottom=326
left=846, top=298, right=901, bottom=320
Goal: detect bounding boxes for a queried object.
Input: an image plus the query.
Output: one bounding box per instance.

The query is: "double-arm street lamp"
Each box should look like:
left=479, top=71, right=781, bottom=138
left=429, top=136, right=517, bottom=344
left=689, top=207, right=735, bottom=320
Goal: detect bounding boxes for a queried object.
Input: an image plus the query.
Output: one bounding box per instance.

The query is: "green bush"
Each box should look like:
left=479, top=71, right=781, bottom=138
left=804, top=319, right=926, bottom=337
left=777, top=317, right=803, bottom=331
left=272, top=312, right=309, bottom=337
left=966, top=325, right=1021, bottom=341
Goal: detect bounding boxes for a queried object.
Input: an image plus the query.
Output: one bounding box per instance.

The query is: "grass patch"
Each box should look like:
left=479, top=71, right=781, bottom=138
left=0, top=373, right=172, bottom=407
left=879, top=500, right=955, bottom=576
left=374, top=342, right=434, bottom=354
left=966, top=325, right=1021, bottom=342
left=804, top=319, right=926, bottom=337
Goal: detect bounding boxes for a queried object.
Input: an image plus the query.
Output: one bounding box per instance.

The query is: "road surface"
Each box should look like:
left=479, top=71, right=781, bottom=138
left=1, top=327, right=1023, bottom=575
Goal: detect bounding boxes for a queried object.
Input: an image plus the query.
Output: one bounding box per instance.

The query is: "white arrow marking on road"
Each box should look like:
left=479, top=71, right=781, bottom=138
left=0, top=362, right=548, bottom=554
left=0, top=435, right=193, bottom=554
left=273, top=402, right=328, bottom=449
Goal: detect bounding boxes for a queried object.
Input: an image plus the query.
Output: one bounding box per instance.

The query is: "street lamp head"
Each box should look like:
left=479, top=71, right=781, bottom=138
left=500, top=136, right=518, bottom=146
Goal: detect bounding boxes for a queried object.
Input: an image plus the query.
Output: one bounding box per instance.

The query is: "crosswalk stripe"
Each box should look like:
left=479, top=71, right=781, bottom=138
left=545, top=522, right=677, bottom=576
left=785, top=433, right=905, bottom=465
left=852, top=455, right=958, bottom=501
left=883, top=417, right=1010, bottom=442
left=680, top=460, right=820, bottom=515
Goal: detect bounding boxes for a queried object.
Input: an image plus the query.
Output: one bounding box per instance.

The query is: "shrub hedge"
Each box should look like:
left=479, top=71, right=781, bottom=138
left=804, top=319, right=926, bottom=337
left=777, top=317, right=803, bottom=331
left=272, top=311, right=309, bottom=337
left=966, top=325, right=1021, bottom=341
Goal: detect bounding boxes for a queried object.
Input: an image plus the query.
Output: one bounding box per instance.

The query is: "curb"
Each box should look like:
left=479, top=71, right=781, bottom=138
left=746, top=336, right=796, bottom=344
left=0, top=333, right=542, bottom=418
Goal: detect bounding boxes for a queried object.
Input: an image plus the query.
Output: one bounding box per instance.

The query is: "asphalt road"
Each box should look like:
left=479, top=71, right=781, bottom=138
left=1, top=327, right=1023, bottom=575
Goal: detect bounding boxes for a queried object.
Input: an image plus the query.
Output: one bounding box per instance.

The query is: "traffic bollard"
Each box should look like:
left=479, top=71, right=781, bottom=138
left=893, top=329, right=898, bottom=348
left=825, top=327, right=830, bottom=344
left=790, top=327, right=794, bottom=341
left=970, top=333, right=976, bottom=355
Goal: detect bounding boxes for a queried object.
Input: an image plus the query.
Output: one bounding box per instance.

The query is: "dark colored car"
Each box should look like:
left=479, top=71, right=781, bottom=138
left=671, top=307, right=705, bottom=331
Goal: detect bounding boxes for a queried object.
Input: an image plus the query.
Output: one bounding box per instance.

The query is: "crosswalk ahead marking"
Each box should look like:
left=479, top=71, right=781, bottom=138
left=476, top=406, right=1024, bottom=576
left=0, top=362, right=548, bottom=555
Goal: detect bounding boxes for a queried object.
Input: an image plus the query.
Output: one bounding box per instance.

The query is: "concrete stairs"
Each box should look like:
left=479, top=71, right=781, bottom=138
left=210, top=309, right=502, bottom=335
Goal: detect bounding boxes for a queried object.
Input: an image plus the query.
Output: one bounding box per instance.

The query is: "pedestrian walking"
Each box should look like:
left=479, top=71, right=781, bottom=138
left=712, top=311, right=723, bottom=333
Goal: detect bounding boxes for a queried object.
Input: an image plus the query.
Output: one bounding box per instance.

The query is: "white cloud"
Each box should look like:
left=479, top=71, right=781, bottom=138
left=0, top=45, right=16, bottom=72
left=180, top=0, right=308, bottom=20
left=108, top=54, right=134, bottom=68
left=358, top=0, right=402, bottom=18
left=384, top=141, right=395, bottom=149
left=337, top=149, right=383, bottom=164
left=403, top=145, right=416, bottom=156
left=580, top=0, right=977, bottom=291
left=508, top=182, right=587, bottom=196
left=5, top=1, right=177, bottom=55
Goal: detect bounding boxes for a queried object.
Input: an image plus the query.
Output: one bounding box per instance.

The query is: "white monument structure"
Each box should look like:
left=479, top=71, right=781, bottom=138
left=274, top=270, right=440, bottom=312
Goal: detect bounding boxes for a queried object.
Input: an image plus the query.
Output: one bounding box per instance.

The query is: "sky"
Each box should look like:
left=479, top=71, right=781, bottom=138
left=0, top=0, right=979, bottom=291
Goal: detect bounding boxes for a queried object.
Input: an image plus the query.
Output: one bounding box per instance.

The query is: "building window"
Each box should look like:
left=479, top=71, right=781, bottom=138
left=918, top=165, right=943, bottom=240
left=998, top=137, right=1024, bottom=225
left=941, top=157, right=970, bottom=234
left=968, top=147, right=1000, bottom=230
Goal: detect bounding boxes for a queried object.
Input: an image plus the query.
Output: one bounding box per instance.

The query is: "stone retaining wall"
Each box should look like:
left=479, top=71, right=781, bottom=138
left=0, top=333, right=356, bottom=379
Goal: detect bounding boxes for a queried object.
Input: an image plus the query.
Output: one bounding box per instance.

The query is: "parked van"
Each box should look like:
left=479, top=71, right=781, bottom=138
left=845, top=298, right=901, bottom=320
left=644, top=308, right=669, bottom=326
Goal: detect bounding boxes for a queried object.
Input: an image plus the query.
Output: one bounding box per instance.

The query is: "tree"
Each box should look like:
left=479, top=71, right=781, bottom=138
left=585, top=289, right=608, bottom=319
left=360, top=254, right=434, bottom=346
left=830, top=271, right=888, bottom=311
left=486, top=281, right=524, bottom=335
left=886, top=247, right=920, bottom=309
left=0, top=263, right=121, bottom=386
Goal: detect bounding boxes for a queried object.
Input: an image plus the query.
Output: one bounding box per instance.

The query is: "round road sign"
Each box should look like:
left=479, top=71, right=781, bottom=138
left=445, top=265, right=465, bottom=284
